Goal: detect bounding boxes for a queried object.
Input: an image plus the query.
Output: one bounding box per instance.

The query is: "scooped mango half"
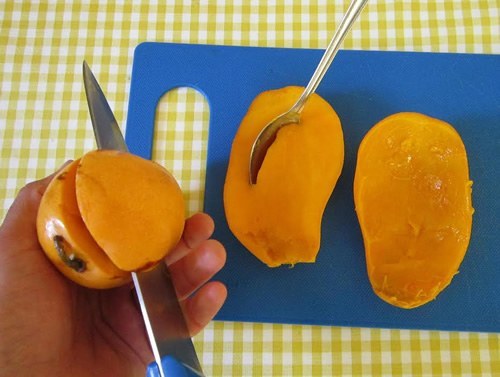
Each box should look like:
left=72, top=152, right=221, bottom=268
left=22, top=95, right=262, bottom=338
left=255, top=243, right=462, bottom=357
left=37, top=150, right=185, bottom=289
left=224, top=86, right=344, bottom=267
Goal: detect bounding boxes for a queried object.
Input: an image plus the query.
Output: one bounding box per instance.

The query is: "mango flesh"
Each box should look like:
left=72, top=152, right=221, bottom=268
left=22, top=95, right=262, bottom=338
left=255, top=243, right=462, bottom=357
left=37, top=150, right=185, bottom=289
left=354, top=112, right=473, bottom=308
left=76, top=150, right=185, bottom=272
left=224, top=86, right=344, bottom=267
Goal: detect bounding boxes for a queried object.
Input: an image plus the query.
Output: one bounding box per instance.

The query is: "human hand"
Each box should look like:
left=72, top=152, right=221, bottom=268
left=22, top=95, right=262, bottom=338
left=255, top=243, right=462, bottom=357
left=0, top=169, right=227, bottom=377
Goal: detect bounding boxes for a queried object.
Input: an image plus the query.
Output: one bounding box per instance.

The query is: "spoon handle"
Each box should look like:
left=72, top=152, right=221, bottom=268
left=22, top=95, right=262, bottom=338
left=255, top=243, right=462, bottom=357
left=292, top=0, right=368, bottom=113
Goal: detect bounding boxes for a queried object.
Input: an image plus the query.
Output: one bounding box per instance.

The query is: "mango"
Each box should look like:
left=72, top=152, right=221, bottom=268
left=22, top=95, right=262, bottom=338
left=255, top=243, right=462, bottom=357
left=354, top=112, right=474, bottom=308
left=224, top=86, right=344, bottom=267
left=37, top=150, right=185, bottom=289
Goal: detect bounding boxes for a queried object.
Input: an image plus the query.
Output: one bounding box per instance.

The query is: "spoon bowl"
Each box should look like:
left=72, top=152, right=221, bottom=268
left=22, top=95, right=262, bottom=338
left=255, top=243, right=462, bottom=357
left=249, top=0, right=368, bottom=184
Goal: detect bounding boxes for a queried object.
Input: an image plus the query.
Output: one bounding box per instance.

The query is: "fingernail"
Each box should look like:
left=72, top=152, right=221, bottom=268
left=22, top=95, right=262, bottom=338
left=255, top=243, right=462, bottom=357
left=59, top=160, right=73, bottom=169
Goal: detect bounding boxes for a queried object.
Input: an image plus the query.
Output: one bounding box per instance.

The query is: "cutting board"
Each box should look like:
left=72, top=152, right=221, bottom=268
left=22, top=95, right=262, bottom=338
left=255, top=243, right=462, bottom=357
left=126, top=42, right=500, bottom=333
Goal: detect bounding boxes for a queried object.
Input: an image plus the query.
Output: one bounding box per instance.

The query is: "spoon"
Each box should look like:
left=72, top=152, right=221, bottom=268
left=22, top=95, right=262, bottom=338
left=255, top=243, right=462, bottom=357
left=249, top=0, right=368, bottom=184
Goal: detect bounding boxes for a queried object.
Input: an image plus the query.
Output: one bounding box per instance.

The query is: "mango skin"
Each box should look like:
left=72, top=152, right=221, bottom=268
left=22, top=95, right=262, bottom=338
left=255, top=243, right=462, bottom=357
left=224, top=86, right=344, bottom=267
left=354, top=112, right=474, bottom=309
left=37, top=159, right=131, bottom=289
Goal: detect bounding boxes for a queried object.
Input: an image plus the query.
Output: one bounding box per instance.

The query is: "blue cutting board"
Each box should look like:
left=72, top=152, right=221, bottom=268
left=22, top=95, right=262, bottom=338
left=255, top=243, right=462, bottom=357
left=126, top=42, right=500, bottom=333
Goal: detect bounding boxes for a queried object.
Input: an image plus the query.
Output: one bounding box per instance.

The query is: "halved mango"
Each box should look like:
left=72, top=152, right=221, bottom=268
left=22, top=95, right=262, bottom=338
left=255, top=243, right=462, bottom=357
left=354, top=112, right=474, bottom=308
left=224, top=86, right=344, bottom=267
left=37, top=150, right=185, bottom=288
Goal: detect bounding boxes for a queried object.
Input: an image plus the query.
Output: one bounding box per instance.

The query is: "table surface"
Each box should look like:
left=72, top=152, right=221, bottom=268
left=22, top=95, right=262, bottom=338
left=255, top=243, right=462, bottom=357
left=1, top=1, right=499, bottom=376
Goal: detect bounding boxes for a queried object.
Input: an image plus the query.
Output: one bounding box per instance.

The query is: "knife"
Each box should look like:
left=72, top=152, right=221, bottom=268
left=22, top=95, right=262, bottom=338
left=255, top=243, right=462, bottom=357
left=82, top=61, right=204, bottom=377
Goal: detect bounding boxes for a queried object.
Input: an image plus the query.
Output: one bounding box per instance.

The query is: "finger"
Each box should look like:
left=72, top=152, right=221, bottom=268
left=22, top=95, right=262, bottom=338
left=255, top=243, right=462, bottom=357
left=182, top=281, right=227, bottom=336
left=169, top=239, right=226, bottom=300
left=165, top=212, right=215, bottom=265
left=97, top=284, right=153, bottom=363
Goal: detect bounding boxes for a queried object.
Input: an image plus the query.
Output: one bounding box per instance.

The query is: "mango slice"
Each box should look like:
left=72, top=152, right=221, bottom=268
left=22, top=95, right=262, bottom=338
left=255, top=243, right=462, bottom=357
left=354, top=112, right=474, bottom=308
left=224, top=86, right=344, bottom=267
left=37, top=150, right=185, bottom=288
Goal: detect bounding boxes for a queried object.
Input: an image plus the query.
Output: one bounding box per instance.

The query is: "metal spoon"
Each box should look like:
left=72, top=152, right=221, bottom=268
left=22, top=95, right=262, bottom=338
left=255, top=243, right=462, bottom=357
left=249, top=0, right=368, bottom=184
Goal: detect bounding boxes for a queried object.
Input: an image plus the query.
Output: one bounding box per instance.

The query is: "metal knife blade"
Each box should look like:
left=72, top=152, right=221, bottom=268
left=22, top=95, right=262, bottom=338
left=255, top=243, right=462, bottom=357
left=82, top=61, right=204, bottom=377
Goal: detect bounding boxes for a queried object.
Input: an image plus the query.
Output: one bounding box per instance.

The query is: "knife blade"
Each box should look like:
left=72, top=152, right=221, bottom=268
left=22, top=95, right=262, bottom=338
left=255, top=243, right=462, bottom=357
left=82, top=60, right=204, bottom=377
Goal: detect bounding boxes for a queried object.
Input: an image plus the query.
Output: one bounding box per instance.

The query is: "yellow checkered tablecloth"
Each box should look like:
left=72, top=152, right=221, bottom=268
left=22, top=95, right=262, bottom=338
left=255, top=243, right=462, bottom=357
left=1, top=1, right=499, bottom=376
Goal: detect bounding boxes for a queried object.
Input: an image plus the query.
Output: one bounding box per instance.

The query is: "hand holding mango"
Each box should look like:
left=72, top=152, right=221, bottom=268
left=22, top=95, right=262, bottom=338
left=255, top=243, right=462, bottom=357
left=0, top=158, right=227, bottom=376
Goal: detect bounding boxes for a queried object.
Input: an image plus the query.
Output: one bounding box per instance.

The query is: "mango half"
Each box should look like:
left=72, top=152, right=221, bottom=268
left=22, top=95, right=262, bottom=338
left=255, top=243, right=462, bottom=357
left=354, top=112, right=474, bottom=308
left=224, top=86, right=344, bottom=267
left=37, top=150, right=185, bottom=289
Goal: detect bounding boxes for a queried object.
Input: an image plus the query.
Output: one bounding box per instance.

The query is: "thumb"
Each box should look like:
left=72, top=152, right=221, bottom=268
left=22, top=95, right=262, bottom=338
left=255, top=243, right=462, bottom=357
left=0, top=161, right=72, bottom=250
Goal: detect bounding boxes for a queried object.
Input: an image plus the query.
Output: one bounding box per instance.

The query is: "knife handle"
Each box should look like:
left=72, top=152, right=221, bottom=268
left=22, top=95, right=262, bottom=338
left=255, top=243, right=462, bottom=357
left=146, top=356, right=202, bottom=377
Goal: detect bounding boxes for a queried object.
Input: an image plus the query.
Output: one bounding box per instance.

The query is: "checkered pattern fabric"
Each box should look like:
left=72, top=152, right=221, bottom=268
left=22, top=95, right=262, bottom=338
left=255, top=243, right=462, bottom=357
left=1, top=1, right=499, bottom=376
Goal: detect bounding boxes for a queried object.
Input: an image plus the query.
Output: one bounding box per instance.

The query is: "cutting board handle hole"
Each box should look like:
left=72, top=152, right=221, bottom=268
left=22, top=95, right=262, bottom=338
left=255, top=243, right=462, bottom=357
left=153, top=87, right=210, bottom=215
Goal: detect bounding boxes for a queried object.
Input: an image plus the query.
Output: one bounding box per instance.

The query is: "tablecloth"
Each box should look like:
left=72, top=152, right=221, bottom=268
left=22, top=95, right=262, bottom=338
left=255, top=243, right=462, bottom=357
left=1, top=1, right=499, bottom=376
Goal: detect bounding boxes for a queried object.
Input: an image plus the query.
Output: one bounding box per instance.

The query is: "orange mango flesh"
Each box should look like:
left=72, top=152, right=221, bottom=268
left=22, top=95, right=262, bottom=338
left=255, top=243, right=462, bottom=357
left=354, top=112, right=473, bottom=308
left=76, top=150, right=185, bottom=272
left=224, top=86, right=344, bottom=267
left=37, top=159, right=130, bottom=288
left=37, top=150, right=185, bottom=288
